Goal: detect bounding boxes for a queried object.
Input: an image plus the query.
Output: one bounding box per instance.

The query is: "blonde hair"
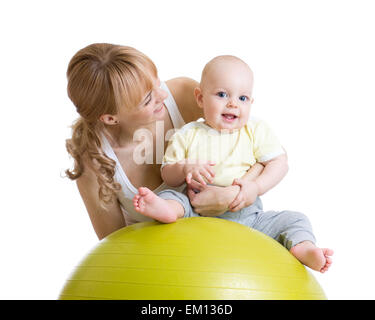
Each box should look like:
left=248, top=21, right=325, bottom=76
left=65, top=43, right=157, bottom=205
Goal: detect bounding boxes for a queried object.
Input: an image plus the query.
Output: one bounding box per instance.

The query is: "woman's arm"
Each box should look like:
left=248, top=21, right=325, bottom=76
left=76, top=162, right=126, bottom=240
left=187, top=184, right=240, bottom=216
left=187, top=164, right=264, bottom=216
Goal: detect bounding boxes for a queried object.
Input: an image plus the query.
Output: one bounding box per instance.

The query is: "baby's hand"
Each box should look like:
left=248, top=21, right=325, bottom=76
left=183, top=160, right=216, bottom=187
left=228, top=178, right=259, bottom=212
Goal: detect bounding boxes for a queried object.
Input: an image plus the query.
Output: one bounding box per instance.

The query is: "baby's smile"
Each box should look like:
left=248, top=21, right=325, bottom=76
left=221, top=113, right=238, bottom=122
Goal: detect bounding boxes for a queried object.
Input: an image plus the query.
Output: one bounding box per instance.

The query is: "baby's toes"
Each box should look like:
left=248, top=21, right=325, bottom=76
left=320, top=262, right=332, bottom=273
left=320, top=264, right=329, bottom=273
left=323, top=248, right=334, bottom=257
left=326, top=256, right=333, bottom=265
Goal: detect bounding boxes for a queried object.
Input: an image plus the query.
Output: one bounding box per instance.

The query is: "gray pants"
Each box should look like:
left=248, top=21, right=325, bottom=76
left=158, top=189, right=316, bottom=250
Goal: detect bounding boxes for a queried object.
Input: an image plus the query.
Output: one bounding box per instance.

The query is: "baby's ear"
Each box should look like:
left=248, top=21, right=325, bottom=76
left=194, top=87, right=204, bottom=108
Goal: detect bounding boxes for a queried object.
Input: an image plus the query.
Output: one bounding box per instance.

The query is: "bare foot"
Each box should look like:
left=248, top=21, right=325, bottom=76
left=290, top=241, right=334, bottom=273
left=133, top=187, right=184, bottom=223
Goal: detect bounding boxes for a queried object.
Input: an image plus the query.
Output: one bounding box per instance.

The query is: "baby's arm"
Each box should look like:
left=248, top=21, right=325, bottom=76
left=229, top=153, right=288, bottom=211
left=161, top=160, right=215, bottom=188
left=161, top=162, right=187, bottom=187
left=162, top=127, right=216, bottom=188
left=255, top=152, right=289, bottom=196
left=238, top=162, right=265, bottom=182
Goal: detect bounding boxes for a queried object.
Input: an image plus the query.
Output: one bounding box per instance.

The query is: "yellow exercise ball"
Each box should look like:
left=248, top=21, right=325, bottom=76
left=59, top=217, right=326, bottom=300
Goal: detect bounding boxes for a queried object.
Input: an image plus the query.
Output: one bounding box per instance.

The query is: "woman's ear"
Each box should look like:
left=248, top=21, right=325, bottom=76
left=194, top=87, right=204, bottom=108
left=99, top=114, right=119, bottom=125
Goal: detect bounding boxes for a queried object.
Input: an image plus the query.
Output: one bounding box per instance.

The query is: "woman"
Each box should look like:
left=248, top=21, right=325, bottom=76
left=65, top=43, right=246, bottom=240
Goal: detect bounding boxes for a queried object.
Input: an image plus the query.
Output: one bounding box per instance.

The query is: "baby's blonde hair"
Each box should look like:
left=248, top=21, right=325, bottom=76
left=65, top=43, right=157, bottom=205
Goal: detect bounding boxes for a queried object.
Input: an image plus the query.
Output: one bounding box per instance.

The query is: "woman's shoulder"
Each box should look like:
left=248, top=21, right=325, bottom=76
left=165, top=77, right=197, bottom=95
left=165, top=77, right=203, bottom=123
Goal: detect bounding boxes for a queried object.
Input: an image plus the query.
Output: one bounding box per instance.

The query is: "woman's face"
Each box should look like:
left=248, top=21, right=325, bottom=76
left=117, top=76, right=168, bottom=128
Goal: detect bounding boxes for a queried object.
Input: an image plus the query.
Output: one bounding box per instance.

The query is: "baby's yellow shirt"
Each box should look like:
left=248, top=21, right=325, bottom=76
left=162, top=117, right=285, bottom=187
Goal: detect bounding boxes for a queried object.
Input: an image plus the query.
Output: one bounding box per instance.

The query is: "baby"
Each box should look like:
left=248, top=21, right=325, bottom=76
left=133, top=55, right=333, bottom=273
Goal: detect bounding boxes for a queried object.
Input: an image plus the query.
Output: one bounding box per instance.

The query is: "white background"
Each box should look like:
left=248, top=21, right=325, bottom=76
left=1, top=0, right=374, bottom=300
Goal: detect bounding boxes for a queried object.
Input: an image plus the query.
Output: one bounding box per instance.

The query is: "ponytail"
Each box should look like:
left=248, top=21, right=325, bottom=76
left=65, top=117, right=121, bottom=205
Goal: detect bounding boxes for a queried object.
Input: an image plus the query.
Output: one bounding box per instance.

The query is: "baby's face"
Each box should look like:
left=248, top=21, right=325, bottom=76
left=198, top=59, right=254, bottom=132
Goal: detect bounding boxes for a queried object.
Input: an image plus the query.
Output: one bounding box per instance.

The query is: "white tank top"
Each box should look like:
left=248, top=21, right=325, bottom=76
left=100, top=81, right=186, bottom=225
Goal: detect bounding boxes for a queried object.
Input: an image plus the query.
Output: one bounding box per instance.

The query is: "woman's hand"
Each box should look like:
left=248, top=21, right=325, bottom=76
left=186, top=183, right=240, bottom=216
left=228, top=179, right=259, bottom=212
